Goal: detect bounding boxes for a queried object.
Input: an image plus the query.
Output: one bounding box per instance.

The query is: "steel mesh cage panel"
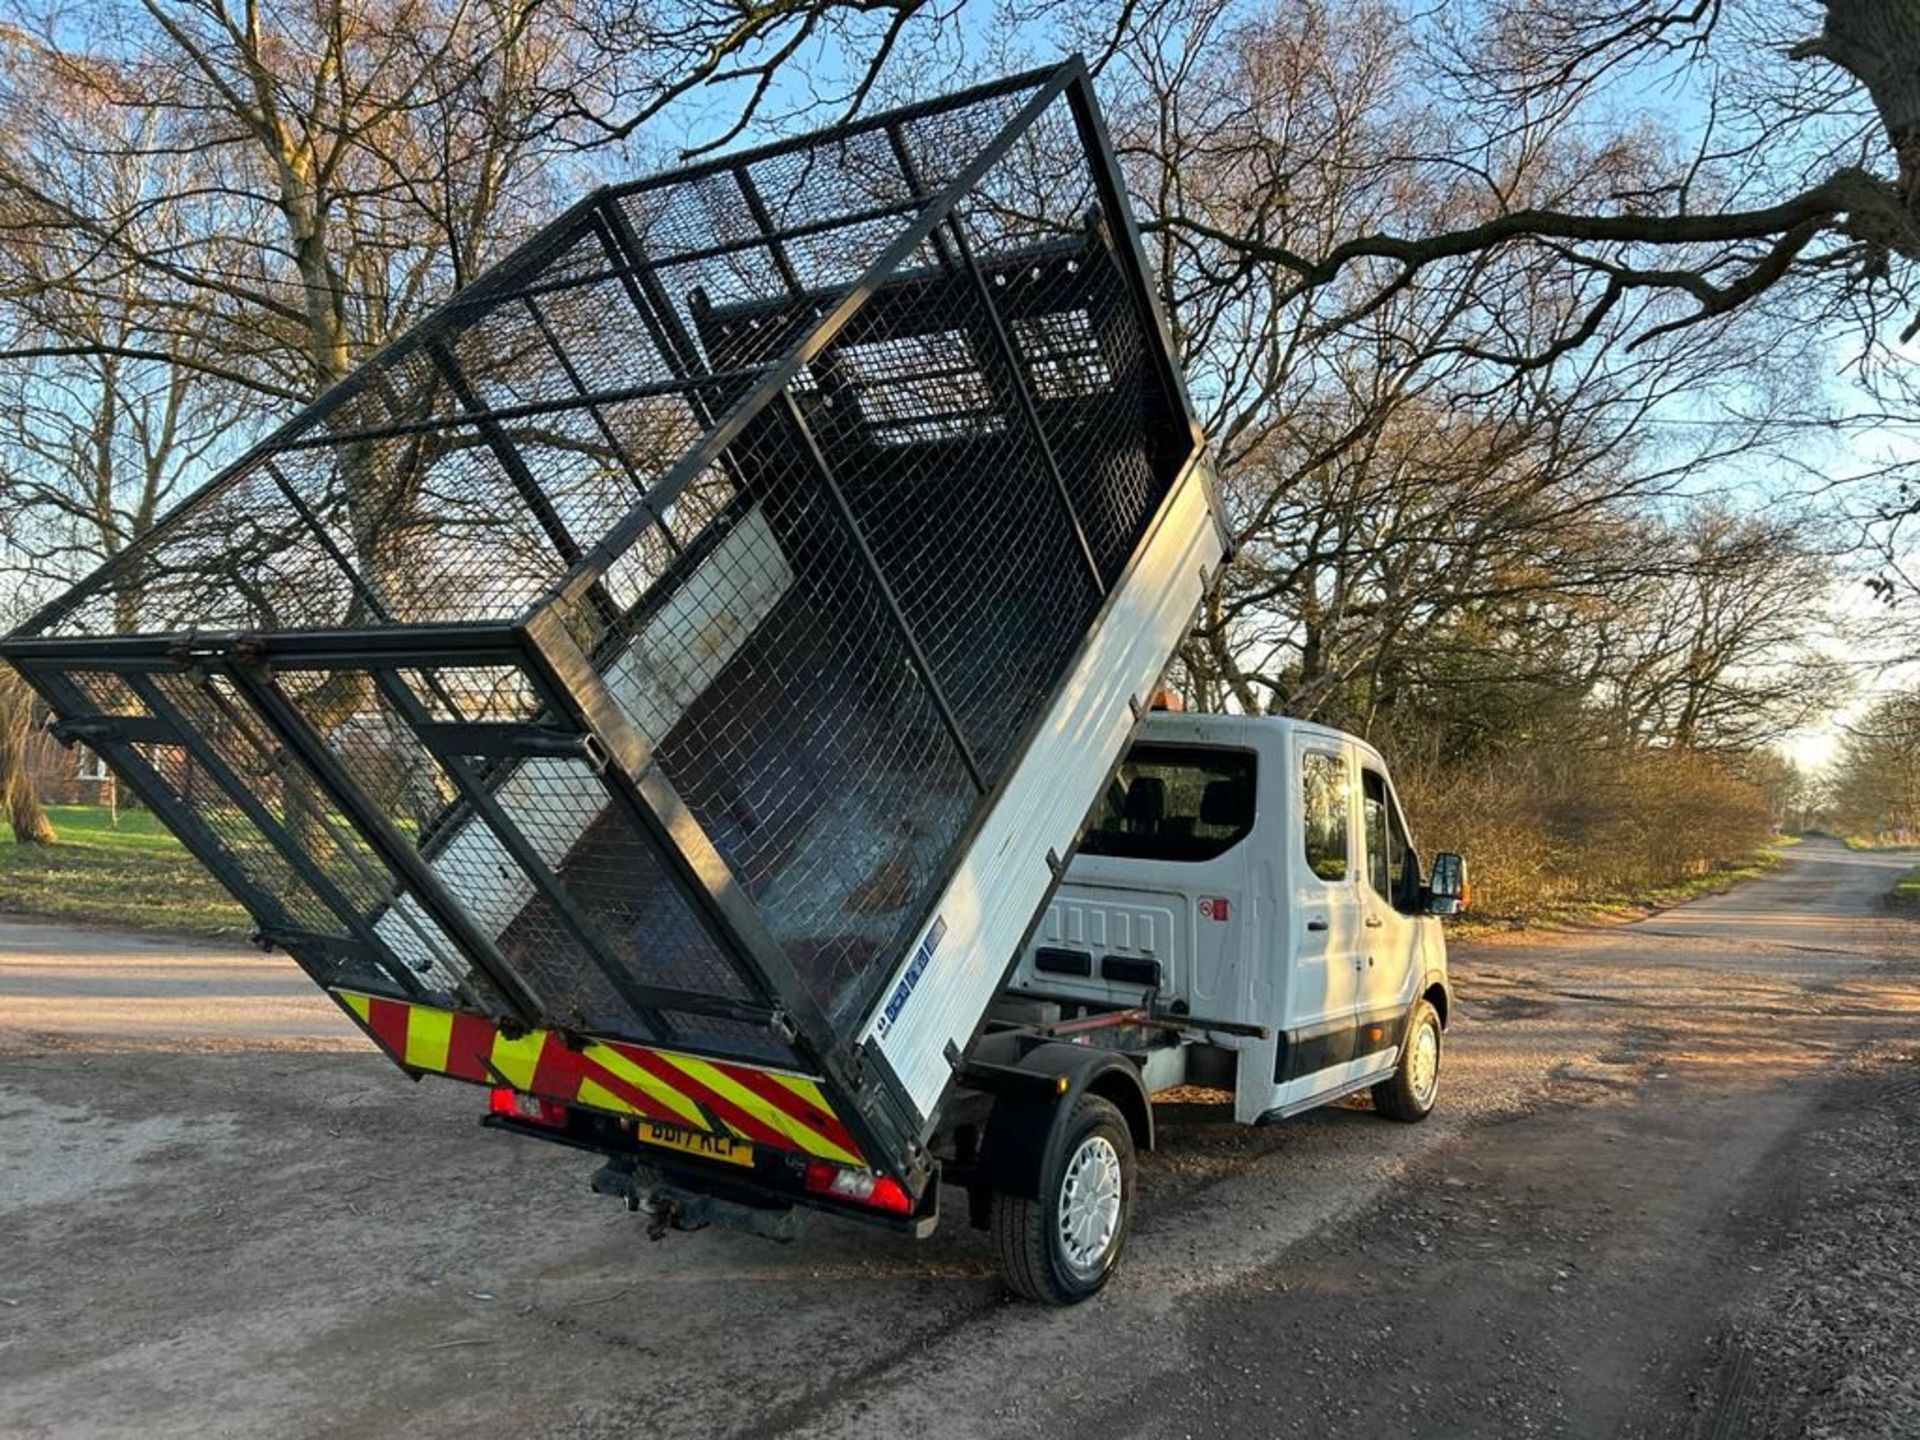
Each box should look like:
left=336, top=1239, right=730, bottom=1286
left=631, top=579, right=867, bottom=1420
left=4, top=60, right=1202, bottom=1080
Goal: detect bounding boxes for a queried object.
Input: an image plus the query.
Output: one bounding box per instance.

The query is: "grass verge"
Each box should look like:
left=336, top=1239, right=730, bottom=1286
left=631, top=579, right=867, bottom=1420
left=0, top=805, right=248, bottom=939
left=1890, top=866, right=1920, bottom=911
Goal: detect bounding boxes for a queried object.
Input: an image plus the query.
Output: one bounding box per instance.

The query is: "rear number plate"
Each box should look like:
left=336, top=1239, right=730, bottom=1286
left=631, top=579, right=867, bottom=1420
left=636, top=1121, right=753, bottom=1168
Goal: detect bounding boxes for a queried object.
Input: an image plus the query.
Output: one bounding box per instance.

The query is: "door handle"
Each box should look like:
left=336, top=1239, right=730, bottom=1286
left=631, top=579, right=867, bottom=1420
left=1364, top=916, right=1383, bottom=929
left=1306, top=918, right=1328, bottom=932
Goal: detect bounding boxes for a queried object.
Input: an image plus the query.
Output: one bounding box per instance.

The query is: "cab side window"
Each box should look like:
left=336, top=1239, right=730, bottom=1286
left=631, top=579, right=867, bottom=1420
left=1362, top=768, right=1420, bottom=912
left=1301, top=751, right=1350, bottom=882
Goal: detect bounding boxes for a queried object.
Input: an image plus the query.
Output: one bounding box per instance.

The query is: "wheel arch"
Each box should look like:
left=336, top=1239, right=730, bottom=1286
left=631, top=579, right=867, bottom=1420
left=975, top=1042, right=1152, bottom=1200
left=1083, top=1063, right=1154, bottom=1155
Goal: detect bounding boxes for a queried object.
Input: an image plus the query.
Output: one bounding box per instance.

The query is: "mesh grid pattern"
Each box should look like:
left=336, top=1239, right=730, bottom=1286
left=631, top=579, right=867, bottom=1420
left=132, top=741, right=328, bottom=927
left=52, top=680, right=344, bottom=946
left=128, top=742, right=394, bottom=999
left=148, top=673, right=397, bottom=917
left=613, top=416, right=983, bottom=1025
left=276, top=665, right=767, bottom=1045
left=797, top=273, right=1105, bottom=786
left=69, top=670, right=146, bottom=719
left=138, top=671, right=486, bottom=1002
left=10, top=66, right=1200, bottom=1066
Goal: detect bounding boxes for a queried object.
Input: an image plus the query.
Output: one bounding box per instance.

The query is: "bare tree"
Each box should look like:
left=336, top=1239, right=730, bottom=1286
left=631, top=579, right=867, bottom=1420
left=1124, top=1, right=1920, bottom=361
left=0, top=599, right=53, bottom=843
left=1592, top=501, right=1849, bottom=751
left=0, top=1, right=624, bottom=404
left=0, top=241, right=246, bottom=616
left=1829, top=686, right=1920, bottom=840
left=538, top=0, right=1920, bottom=357
left=0, top=688, right=53, bottom=843
left=1074, top=1, right=1830, bottom=756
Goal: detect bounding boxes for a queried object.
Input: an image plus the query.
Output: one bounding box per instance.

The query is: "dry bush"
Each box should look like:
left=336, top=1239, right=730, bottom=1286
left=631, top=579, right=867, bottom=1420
left=1396, top=743, right=1772, bottom=921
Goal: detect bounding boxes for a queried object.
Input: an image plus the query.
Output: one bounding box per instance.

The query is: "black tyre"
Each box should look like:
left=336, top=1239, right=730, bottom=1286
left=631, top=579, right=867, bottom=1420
left=991, top=1094, right=1135, bottom=1305
left=1372, top=998, right=1442, bottom=1122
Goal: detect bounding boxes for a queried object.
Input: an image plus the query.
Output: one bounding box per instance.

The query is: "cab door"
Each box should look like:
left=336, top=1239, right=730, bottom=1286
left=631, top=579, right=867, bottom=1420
left=1288, top=739, right=1361, bottom=1038
left=1356, top=761, right=1424, bottom=1046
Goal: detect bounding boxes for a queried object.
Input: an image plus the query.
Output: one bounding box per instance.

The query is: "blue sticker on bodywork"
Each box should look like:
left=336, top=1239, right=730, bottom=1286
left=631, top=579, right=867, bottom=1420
left=875, top=916, right=947, bottom=1039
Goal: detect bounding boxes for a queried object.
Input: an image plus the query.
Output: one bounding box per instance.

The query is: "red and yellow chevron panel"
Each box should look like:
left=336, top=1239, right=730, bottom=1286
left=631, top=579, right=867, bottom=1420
left=333, top=991, right=864, bottom=1167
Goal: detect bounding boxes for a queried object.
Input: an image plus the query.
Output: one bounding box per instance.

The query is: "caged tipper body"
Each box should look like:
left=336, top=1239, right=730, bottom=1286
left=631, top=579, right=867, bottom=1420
left=2, top=58, right=1464, bottom=1303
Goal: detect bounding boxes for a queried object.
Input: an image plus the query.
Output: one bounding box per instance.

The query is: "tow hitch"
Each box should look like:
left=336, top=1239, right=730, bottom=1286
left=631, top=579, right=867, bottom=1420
left=590, top=1163, right=811, bottom=1244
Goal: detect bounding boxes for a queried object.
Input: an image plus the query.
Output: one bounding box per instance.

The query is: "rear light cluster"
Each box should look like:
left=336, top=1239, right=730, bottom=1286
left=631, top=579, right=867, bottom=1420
left=487, top=1086, right=570, bottom=1129
left=803, top=1160, right=914, bottom=1215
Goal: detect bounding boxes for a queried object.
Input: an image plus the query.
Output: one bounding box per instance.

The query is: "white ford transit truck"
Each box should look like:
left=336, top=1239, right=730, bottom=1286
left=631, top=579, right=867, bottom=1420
left=3, top=58, right=1464, bottom=1305
left=1013, top=711, right=1455, bottom=1129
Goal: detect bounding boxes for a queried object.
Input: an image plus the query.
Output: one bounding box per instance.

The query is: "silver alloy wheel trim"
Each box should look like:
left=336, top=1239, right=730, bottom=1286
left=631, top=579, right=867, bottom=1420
left=1056, top=1134, right=1124, bottom=1278
left=1409, top=1018, right=1440, bottom=1107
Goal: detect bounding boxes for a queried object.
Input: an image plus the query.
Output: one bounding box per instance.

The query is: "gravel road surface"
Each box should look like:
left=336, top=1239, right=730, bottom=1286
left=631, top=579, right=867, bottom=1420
left=4, top=838, right=1918, bottom=1439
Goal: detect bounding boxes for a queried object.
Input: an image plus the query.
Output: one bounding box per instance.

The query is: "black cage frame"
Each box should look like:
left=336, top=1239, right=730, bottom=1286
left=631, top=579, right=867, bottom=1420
left=1, top=57, right=1204, bottom=1174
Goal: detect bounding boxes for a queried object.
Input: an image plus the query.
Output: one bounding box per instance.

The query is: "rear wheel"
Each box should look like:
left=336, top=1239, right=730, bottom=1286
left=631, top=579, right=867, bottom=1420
left=1372, top=998, right=1441, bottom=1122
left=992, top=1094, right=1135, bottom=1304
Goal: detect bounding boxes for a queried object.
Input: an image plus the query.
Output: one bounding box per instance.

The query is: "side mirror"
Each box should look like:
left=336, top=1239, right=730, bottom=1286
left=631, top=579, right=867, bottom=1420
left=1428, top=851, right=1469, bottom=916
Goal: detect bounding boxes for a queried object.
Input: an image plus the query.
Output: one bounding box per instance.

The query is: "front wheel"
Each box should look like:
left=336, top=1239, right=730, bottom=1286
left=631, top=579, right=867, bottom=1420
left=1372, top=998, right=1442, bottom=1122
left=992, top=1094, right=1135, bottom=1304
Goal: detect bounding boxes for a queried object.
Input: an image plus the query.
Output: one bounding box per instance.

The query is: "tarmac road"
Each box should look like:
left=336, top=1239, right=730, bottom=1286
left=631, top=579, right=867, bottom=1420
left=3, top=838, right=1918, bottom=1439
left=0, top=919, right=355, bottom=1049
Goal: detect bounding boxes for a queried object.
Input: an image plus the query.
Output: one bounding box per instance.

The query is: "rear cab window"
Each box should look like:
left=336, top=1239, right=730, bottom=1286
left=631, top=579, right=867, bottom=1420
left=1301, top=750, right=1351, bottom=882
left=1077, top=744, right=1256, bottom=863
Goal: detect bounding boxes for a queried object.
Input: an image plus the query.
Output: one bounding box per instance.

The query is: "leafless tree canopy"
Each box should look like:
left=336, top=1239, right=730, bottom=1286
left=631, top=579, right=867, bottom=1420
left=1827, top=686, right=1920, bottom=840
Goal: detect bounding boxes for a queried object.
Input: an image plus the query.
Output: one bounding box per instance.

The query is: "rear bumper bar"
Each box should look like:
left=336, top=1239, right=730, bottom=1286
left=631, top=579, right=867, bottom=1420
left=481, top=1111, right=940, bottom=1238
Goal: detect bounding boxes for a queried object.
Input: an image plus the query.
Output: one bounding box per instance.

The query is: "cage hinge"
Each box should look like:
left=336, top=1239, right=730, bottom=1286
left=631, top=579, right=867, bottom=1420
left=47, top=713, right=172, bottom=747
left=578, top=732, right=612, bottom=776
left=510, top=728, right=592, bottom=761
left=166, top=629, right=227, bottom=667
left=768, top=1008, right=798, bottom=1045
left=1046, top=847, right=1066, bottom=879
left=1082, top=203, right=1111, bottom=250
left=1127, top=693, right=1144, bottom=722
left=46, top=716, right=118, bottom=748
left=229, top=634, right=270, bottom=667
left=848, top=1042, right=884, bottom=1093
left=412, top=721, right=605, bottom=769
left=166, top=630, right=274, bottom=677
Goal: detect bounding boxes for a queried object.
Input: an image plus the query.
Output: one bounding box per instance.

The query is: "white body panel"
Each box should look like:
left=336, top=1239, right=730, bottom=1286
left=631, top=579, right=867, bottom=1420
left=859, top=457, right=1228, bottom=1123
left=375, top=507, right=792, bottom=986
left=1351, top=739, right=1427, bottom=1037
left=1010, top=712, right=1449, bottom=1127
left=1289, top=726, right=1363, bottom=1033
left=1037, top=890, right=1190, bottom=993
